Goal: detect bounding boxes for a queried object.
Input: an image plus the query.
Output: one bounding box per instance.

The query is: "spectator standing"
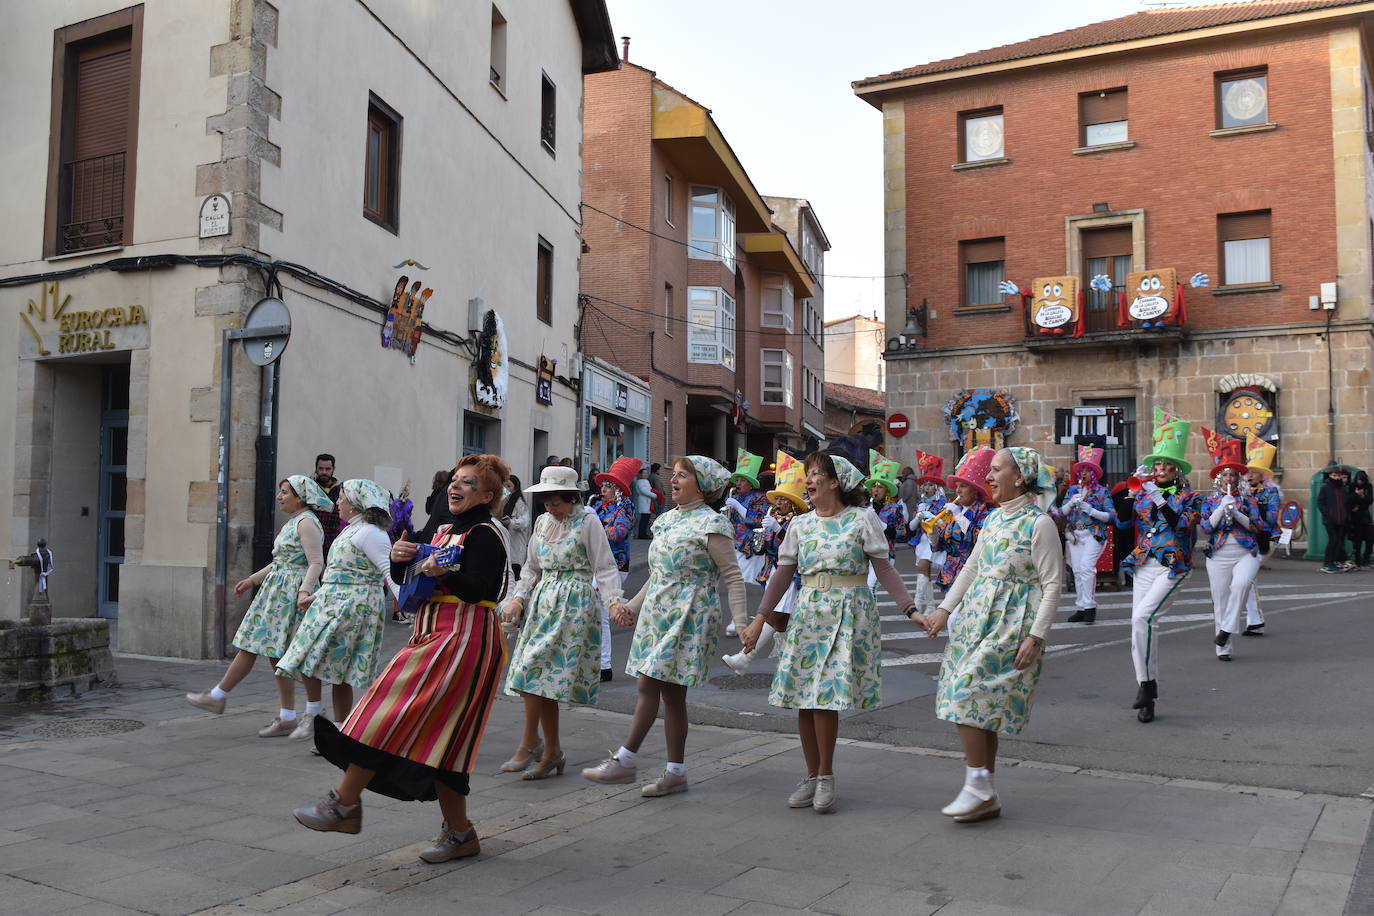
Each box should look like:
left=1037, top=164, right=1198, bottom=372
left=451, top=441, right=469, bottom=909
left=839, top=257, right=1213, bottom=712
left=1348, top=470, right=1372, bottom=570
left=500, top=474, right=530, bottom=581
left=646, top=463, right=664, bottom=514
left=897, top=466, right=918, bottom=518
left=1317, top=466, right=1352, bottom=573
left=633, top=467, right=655, bottom=539
left=314, top=454, right=344, bottom=552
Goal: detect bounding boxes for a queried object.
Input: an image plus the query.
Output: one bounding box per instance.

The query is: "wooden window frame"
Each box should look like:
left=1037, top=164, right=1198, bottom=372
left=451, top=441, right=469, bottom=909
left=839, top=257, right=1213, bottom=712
left=958, top=237, right=1005, bottom=307
left=536, top=236, right=554, bottom=325
left=363, top=93, right=402, bottom=234
left=957, top=106, right=1004, bottom=164
left=540, top=72, right=556, bottom=155
left=1215, top=67, right=1269, bottom=130
left=1217, top=210, right=1272, bottom=286
left=45, top=5, right=144, bottom=259
left=1079, top=87, right=1128, bottom=147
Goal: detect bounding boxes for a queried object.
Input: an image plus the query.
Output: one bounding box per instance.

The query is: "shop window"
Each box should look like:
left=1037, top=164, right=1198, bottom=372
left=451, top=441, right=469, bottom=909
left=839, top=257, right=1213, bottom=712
left=1080, top=88, right=1127, bottom=146
left=687, top=286, right=735, bottom=370
left=1216, top=68, right=1268, bottom=129
left=536, top=236, right=553, bottom=324
left=689, top=185, right=736, bottom=270
left=364, top=94, right=402, bottom=232
left=761, top=349, right=793, bottom=407
left=959, top=107, right=1004, bottom=162
left=489, top=5, right=507, bottom=94
left=46, top=6, right=143, bottom=257
left=959, top=237, right=1004, bottom=306
left=1218, top=210, right=1271, bottom=285
left=761, top=272, right=794, bottom=331
left=540, top=73, right=556, bottom=154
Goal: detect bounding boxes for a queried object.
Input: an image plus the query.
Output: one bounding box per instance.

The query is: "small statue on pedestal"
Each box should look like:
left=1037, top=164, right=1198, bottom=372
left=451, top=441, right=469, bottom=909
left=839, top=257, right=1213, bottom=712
left=9, top=539, right=54, bottom=626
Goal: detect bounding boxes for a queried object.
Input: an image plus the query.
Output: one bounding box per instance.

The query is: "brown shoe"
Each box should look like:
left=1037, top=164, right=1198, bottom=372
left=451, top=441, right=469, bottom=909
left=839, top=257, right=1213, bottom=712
left=419, top=821, right=480, bottom=863
left=257, top=717, right=296, bottom=738
left=292, top=790, right=361, bottom=834
left=641, top=769, right=687, bottom=797
left=582, top=752, right=636, bottom=785
left=185, top=690, right=226, bottom=714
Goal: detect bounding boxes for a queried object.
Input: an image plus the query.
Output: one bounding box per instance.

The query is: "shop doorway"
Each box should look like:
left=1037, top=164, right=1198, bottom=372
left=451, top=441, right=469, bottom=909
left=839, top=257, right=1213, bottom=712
left=1082, top=396, right=1136, bottom=485
left=97, top=364, right=130, bottom=618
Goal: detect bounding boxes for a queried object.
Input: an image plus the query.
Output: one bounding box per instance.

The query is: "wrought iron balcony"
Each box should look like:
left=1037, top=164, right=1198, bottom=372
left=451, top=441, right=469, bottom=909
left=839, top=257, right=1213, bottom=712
left=61, top=152, right=125, bottom=253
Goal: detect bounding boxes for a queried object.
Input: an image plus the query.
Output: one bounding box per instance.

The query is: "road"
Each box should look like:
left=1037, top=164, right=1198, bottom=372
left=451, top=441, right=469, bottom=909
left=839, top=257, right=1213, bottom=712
left=602, top=546, right=1374, bottom=798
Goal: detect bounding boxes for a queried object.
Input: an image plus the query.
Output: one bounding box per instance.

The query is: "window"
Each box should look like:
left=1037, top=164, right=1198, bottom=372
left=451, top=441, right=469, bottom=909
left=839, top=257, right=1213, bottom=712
left=663, top=282, right=674, bottom=336
left=663, top=400, right=672, bottom=461
left=664, top=173, right=674, bottom=225
left=803, top=367, right=822, bottom=407
left=540, top=73, right=556, bottom=154
left=364, top=95, right=402, bottom=232
left=959, top=107, right=1004, bottom=162
left=536, top=236, right=553, bottom=323
left=689, top=185, right=736, bottom=270
left=800, top=222, right=823, bottom=278
left=1216, top=69, right=1268, bottom=129
left=1082, top=226, right=1132, bottom=333
left=45, top=6, right=144, bottom=257
left=761, top=349, right=793, bottom=407
left=761, top=273, right=794, bottom=331
left=489, top=5, right=507, bottom=93
left=1080, top=88, right=1127, bottom=146
left=1218, top=211, right=1271, bottom=285
left=959, top=238, right=1004, bottom=306
left=687, top=286, right=736, bottom=369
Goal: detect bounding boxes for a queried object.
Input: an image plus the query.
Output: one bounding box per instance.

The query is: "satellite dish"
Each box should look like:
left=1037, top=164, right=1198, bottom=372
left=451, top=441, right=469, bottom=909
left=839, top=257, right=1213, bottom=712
left=241, top=297, right=291, bottom=366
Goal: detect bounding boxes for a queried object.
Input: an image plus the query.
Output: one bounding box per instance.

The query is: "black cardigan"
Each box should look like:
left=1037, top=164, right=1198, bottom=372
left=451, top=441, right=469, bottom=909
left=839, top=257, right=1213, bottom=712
left=391, top=506, right=507, bottom=604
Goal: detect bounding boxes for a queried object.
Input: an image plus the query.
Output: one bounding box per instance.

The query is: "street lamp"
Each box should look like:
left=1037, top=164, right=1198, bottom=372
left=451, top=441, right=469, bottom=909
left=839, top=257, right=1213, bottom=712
left=889, top=300, right=928, bottom=352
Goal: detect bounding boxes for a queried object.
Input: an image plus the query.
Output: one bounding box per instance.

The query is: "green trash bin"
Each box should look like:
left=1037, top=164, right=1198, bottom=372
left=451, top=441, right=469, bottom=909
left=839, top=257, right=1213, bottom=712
left=1304, top=465, right=1359, bottom=561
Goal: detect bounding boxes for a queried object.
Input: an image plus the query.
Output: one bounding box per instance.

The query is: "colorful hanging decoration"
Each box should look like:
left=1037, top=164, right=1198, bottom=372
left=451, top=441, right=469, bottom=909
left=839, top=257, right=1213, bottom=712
left=1106, top=268, right=1209, bottom=331
left=381, top=275, right=432, bottom=364
left=1000, top=276, right=1085, bottom=337
left=472, top=309, right=508, bottom=409
left=943, top=388, right=1020, bottom=451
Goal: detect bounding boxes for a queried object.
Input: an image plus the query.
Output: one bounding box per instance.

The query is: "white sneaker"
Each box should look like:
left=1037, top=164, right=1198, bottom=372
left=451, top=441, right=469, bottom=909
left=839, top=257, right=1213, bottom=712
left=722, top=650, right=751, bottom=675
left=725, top=621, right=738, bottom=636
left=289, top=717, right=315, bottom=740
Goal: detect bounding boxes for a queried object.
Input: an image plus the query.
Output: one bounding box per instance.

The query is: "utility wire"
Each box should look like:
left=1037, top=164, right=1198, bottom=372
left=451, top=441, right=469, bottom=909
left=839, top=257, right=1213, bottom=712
left=580, top=292, right=883, bottom=341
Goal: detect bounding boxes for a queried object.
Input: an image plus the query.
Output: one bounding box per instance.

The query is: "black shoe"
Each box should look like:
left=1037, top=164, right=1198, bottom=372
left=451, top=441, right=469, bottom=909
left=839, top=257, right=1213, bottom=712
left=1217, top=653, right=1232, bottom=662
left=1131, top=680, right=1157, bottom=709
left=600, top=668, right=613, bottom=682
left=1214, top=630, right=1231, bottom=648
left=1242, top=625, right=1265, bottom=637
left=1066, top=609, right=1090, bottom=623
left=1137, top=703, right=1155, bottom=723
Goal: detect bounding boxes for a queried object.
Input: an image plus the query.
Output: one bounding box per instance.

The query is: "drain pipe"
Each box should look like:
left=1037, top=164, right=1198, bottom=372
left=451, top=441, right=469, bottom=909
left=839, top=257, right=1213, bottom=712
left=213, top=328, right=233, bottom=659
left=1325, top=309, right=1336, bottom=466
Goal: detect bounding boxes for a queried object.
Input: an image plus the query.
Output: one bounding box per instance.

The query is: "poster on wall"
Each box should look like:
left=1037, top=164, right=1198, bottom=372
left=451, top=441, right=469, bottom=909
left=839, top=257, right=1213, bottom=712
left=381, top=275, right=432, bottom=364
left=536, top=355, right=556, bottom=405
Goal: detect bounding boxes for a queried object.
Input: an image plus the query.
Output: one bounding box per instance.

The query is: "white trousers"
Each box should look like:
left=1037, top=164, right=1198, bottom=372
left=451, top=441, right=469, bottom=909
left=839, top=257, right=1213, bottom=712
left=596, top=571, right=629, bottom=669
left=1207, top=542, right=1260, bottom=653
left=1067, top=535, right=1106, bottom=610
left=1244, top=546, right=1271, bottom=627
left=1130, top=560, right=1189, bottom=683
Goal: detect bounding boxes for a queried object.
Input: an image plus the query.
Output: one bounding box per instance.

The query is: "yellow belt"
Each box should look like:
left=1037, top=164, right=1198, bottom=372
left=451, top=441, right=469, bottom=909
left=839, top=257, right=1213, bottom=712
left=800, top=573, right=869, bottom=589
left=433, top=596, right=498, bottom=608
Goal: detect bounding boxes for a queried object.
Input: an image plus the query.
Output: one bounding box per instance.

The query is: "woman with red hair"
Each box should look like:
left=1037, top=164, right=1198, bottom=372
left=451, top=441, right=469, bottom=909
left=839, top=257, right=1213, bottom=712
left=291, top=454, right=512, bottom=865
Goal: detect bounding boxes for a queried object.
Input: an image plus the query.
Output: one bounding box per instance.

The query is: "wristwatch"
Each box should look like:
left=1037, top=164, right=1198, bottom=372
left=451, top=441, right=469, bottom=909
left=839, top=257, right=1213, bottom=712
left=903, top=603, right=920, bottom=619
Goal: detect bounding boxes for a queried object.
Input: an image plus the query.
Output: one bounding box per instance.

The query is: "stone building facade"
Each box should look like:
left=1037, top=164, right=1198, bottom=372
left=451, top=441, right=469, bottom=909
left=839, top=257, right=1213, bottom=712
left=854, top=0, right=1374, bottom=489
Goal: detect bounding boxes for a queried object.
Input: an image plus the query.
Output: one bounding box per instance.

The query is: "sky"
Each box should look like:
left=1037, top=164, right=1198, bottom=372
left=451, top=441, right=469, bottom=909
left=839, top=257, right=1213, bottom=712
left=601, top=0, right=1174, bottom=322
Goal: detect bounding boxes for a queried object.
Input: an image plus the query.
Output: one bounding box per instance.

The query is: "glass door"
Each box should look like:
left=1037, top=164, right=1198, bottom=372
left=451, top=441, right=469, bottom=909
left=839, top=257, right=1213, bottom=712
left=97, top=364, right=130, bottom=619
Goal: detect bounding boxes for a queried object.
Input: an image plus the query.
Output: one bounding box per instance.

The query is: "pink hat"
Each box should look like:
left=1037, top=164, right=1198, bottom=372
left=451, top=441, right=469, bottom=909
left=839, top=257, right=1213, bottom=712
left=946, top=446, right=995, bottom=502
left=594, top=456, right=642, bottom=498
left=1070, top=445, right=1105, bottom=482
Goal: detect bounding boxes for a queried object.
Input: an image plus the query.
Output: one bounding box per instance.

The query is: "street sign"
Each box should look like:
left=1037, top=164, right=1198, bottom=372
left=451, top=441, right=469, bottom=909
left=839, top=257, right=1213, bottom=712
left=199, top=194, right=231, bottom=238
left=886, top=413, right=910, bottom=437
left=238, top=297, right=291, bottom=366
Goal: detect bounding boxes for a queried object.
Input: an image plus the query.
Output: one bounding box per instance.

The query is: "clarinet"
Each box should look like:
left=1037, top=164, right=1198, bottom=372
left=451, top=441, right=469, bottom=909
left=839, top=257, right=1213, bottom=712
left=1224, top=481, right=1236, bottom=526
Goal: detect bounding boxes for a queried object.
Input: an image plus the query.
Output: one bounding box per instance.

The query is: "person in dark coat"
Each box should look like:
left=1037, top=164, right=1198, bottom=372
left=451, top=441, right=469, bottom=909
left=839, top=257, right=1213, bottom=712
left=1347, top=470, right=1372, bottom=570
left=1317, top=466, right=1352, bottom=573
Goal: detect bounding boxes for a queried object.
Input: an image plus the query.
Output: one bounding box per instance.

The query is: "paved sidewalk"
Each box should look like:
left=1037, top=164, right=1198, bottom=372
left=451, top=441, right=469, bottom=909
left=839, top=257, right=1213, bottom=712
left=0, top=651, right=1370, bottom=916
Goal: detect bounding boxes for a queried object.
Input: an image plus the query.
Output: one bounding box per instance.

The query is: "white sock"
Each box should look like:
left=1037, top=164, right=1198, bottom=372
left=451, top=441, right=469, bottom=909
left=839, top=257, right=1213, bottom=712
left=615, top=746, right=636, bottom=767
left=305, top=701, right=324, bottom=717
left=665, top=762, right=685, bottom=776
left=278, top=708, right=297, bottom=721
left=209, top=685, right=229, bottom=700
left=967, top=766, right=993, bottom=798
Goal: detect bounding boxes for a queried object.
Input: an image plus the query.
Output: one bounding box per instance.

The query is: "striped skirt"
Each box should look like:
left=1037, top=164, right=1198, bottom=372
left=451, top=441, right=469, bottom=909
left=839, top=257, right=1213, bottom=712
left=314, top=595, right=506, bottom=800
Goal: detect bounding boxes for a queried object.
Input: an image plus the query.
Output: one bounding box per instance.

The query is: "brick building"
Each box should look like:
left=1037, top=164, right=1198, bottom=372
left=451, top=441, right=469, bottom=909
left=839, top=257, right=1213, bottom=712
left=854, top=0, right=1374, bottom=489
left=581, top=50, right=826, bottom=468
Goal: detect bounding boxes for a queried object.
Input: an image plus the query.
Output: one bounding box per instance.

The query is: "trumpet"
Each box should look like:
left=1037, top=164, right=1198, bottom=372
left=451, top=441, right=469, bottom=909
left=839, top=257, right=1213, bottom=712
left=922, top=506, right=954, bottom=536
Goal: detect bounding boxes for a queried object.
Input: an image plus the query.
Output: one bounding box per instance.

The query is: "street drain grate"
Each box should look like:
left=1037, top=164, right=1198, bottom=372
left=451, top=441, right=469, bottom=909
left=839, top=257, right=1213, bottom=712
left=708, top=673, right=773, bottom=690
left=33, top=718, right=145, bottom=738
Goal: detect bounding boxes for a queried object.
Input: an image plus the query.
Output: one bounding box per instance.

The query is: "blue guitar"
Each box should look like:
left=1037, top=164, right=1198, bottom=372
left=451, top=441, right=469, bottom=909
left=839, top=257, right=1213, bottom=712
left=396, top=543, right=463, bottom=614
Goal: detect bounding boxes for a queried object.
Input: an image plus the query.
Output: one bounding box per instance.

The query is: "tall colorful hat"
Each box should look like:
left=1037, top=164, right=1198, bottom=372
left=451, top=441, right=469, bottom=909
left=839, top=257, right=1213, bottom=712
left=1141, top=406, right=1192, bottom=476
left=946, top=446, right=995, bottom=501
left=594, top=456, right=642, bottom=498
left=1202, top=427, right=1247, bottom=479
left=731, top=448, right=764, bottom=489
left=1070, top=444, right=1105, bottom=482
left=865, top=449, right=902, bottom=498
left=1245, top=434, right=1277, bottom=478
left=915, top=450, right=946, bottom=487
left=765, top=451, right=808, bottom=512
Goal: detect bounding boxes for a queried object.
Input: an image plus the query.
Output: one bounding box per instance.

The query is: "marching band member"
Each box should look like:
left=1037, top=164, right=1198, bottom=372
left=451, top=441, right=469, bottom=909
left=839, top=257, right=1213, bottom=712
left=1198, top=430, right=1262, bottom=661
left=935, top=448, right=996, bottom=619
left=908, top=451, right=948, bottom=617
left=723, top=452, right=808, bottom=675
left=1117, top=408, right=1202, bottom=723
left=866, top=450, right=908, bottom=592
left=724, top=449, right=769, bottom=634
left=1242, top=435, right=1281, bottom=636
left=1058, top=446, right=1116, bottom=624
left=591, top=457, right=641, bottom=679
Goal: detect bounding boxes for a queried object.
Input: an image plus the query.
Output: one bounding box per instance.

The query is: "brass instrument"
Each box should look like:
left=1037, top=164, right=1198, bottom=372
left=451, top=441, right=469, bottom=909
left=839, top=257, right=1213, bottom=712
left=921, top=506, right=954, bottom=536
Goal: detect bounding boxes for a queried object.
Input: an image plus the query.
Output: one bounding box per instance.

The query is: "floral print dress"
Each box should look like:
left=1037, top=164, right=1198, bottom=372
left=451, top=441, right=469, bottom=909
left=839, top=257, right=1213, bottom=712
left=769, top=506, right=889, bottom=711
left=506, top=511, right=621, bottom=704
left=277, top=522, right=390, bottom=690
left=232, top=511, right=321, bottom=657
left=625, top=505, right=734, bottom=686
left=935, top=500, right=1046, bottom=734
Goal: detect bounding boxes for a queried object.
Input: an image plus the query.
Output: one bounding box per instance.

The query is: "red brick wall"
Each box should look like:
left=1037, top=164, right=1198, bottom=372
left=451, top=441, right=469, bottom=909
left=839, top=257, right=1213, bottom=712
left=898, top=25, right=1341, bottom=349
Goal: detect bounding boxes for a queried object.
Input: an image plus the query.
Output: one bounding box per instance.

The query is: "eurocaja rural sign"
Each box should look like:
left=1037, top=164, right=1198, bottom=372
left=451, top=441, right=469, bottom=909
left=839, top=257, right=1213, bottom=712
left=18, top=281, right=150, bottom=359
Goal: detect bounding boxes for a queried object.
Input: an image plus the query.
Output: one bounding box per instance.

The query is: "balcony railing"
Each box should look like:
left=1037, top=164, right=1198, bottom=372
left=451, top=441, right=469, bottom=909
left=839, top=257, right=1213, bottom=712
left=61, top=152, right=125, bottom=253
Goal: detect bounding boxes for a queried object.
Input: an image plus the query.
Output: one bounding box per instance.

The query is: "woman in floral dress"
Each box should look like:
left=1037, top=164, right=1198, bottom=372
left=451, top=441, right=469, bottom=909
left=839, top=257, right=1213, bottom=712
left=747, top=453, right=921, bottom=814
left=582, top=456, right=747, bottom=797
left=277, top=479, right=399, bottom=732
left=185, top=476, right=330, bottom=736
left=499, top=466, right=623, bottom=780
left=922, top=448, right=1063, bottom=824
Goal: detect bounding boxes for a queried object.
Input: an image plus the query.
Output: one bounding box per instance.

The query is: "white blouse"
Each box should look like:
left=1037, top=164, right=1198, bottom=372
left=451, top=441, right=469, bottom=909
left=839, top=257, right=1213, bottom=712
left=340, top=517, right=401, bottom=601
left=511, top=507, right=624, bottom=604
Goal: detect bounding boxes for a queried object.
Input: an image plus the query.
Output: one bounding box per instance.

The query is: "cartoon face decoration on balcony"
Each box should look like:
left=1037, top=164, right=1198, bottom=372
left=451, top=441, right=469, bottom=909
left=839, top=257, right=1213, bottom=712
left=1119, top=268, right=1209, bottom=330
left=1031, top=275, right=1080, bottom=335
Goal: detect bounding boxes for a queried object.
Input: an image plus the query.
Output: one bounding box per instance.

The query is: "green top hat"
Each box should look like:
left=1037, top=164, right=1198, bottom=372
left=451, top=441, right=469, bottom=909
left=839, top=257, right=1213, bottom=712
left=865, top=449, right=902, bottom=498
left=1141, top=405, right=1193, bottom=476
left=731, top=448, right=764, bottom=489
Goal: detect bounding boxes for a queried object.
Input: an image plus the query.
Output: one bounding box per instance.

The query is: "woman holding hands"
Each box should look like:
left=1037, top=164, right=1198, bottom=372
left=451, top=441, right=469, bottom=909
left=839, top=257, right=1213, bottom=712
left=921, top=448, right=1062, bottom=824
left=746, top=452, right=921, bottom=814
left=499, top=466, right=624, bottom=779
left=582, top=456, right=748, bottom=797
